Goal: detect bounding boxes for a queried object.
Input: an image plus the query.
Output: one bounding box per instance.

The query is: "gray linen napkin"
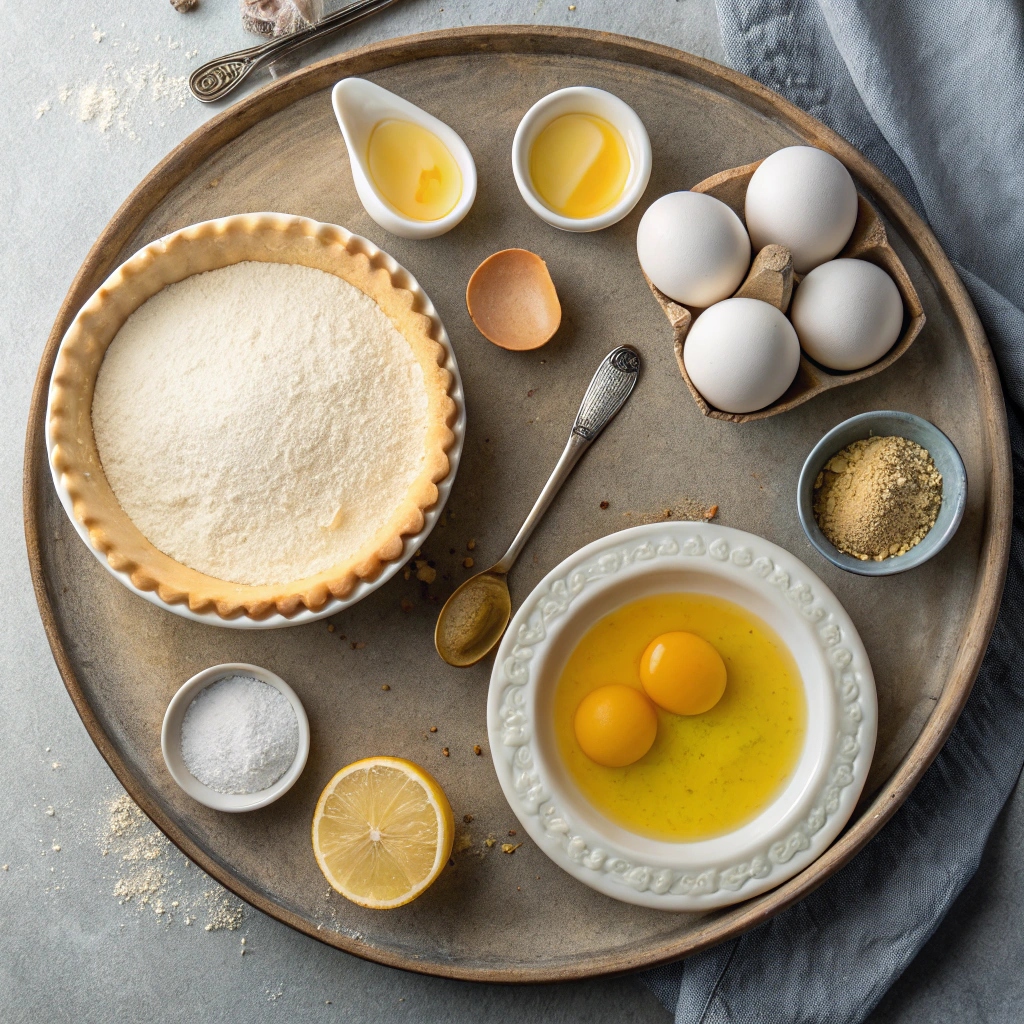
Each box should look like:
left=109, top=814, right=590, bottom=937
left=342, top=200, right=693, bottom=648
left=643, top=3, right=1024, bottom=1020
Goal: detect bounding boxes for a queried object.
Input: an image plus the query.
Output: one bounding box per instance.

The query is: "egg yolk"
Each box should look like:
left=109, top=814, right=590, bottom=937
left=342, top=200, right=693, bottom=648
left=555, top=593, right=806, bottom=841
left=640, top=631, right=727, bottom=715
left=573, top=684, right=658, bottom=768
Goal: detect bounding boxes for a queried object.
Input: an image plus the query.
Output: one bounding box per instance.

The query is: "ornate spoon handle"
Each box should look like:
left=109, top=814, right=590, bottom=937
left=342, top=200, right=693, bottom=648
left=189, top=0, right=403, bottom=103
left=571, top=344, right=642, bottom=441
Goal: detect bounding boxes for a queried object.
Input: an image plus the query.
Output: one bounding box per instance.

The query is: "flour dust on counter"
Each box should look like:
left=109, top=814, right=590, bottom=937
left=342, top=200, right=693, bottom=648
left=99, top=792, right=245, bottom=932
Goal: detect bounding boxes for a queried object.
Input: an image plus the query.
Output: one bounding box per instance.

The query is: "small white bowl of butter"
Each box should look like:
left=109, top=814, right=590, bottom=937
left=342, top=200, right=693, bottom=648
left=332, top=77, right=478, bottom=239
left=512, top=86, right=652, bottom=233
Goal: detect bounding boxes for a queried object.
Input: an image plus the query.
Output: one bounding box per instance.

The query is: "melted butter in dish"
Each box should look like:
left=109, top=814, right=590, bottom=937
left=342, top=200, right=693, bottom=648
left=367, top=119, right=463, bottom=222
left=554, top=592, right=807, bottom=842
left=529, top=112, right=630, bottom=220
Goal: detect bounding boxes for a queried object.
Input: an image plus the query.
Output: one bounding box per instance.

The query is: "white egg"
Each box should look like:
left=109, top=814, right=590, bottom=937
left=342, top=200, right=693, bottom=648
left=636, top=191, right=750, bottom=307
left=683, top=298, right=801, bottom=414
left=790, top=259, right=904, bottom=371
left=745, top=146, right=858, bottom=274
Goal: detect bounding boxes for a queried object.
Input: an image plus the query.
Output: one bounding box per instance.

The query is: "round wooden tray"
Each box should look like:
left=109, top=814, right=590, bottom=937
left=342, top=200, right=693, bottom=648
left=24, top=27, right=1011, bottom=982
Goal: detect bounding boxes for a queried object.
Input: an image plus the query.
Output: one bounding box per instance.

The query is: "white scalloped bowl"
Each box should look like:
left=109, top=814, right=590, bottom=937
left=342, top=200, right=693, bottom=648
left=487, top=523, right=877, bottom=911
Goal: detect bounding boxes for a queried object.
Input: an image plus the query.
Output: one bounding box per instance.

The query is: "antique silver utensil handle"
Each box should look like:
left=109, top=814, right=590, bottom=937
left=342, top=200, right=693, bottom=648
left=189, top=0, right=404, bottom=103
left=493, top=345, right=641, bottom=574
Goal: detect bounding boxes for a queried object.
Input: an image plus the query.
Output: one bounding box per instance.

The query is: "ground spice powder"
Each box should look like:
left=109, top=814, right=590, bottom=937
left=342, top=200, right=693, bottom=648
left=813, top=435, right=942, bottom=561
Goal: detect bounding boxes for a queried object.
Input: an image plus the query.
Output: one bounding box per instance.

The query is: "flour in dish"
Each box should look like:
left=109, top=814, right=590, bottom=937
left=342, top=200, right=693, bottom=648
left=91, top=261, right=429, bottom=585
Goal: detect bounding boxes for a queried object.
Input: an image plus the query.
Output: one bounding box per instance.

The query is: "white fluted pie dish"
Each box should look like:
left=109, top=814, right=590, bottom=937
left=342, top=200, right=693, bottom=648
left=46, top=215, right=465, bottom=629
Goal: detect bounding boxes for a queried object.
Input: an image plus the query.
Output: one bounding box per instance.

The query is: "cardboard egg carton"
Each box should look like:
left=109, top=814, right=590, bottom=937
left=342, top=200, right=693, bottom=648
left=645, top=158, right=926, bottom=423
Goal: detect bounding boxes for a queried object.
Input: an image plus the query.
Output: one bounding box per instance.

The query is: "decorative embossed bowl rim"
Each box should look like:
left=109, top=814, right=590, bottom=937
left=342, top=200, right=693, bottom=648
left=487, top=523, right=877, bottom=910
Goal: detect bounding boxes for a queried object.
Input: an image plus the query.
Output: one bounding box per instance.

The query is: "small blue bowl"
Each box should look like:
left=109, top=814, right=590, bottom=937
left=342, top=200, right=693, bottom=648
left=797, top=411, right=967, bottom=576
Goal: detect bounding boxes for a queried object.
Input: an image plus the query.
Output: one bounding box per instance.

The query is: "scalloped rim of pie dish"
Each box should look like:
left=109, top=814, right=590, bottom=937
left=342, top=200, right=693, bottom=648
left=47, top=214, right=456, bottom=620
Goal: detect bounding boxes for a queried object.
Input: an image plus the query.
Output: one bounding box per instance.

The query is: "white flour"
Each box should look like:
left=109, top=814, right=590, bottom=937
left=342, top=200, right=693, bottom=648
left=74, top=60, right=190, bottom=138
left=181, top=676, right=299, bottom=795
left=92, top=260, right=429, bottom=585
left=33, top=22, right=196, bottom=139
left=100, top=793, right=245, bottom=930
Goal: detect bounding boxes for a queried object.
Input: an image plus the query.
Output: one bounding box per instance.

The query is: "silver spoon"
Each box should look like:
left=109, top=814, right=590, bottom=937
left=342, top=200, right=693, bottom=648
left=434, top=345, right=641, bottom=667
left=189, top=0, right=405, bottom=104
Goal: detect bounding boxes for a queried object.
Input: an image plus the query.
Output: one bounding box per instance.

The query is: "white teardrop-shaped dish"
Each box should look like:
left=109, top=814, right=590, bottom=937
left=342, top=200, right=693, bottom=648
left=332, top=78, right=478, bottom=240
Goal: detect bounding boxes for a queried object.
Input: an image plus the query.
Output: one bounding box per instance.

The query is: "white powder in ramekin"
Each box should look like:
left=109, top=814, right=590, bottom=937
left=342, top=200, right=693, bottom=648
left=180, top=675, right=299, bottom=795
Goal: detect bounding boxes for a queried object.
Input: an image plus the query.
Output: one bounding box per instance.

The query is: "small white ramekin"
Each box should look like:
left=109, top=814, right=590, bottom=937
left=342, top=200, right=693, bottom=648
left=161, top=662, right=310, bottom=812
left=511, top=86, right=652, bottom=233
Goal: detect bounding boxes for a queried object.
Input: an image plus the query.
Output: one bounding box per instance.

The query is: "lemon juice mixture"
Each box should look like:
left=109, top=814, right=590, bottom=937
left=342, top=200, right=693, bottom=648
left=529, top=112, right=630, bottom=219
left=367, top=119, right=462, bottom=221
left=554, top=593, right=806, bottom=842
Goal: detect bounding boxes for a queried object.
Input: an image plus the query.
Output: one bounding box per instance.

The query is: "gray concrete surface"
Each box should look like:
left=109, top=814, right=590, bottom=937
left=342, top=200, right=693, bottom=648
left=1, top=1, right=1020, bottom=1021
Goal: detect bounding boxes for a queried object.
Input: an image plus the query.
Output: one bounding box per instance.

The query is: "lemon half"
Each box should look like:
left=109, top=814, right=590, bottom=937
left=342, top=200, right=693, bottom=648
left=312, top=756, right=454, bottom=909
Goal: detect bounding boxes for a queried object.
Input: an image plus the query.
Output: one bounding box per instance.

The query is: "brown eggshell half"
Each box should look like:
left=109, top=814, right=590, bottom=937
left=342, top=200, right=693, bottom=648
left=466, top=249, right=562, bottom=351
